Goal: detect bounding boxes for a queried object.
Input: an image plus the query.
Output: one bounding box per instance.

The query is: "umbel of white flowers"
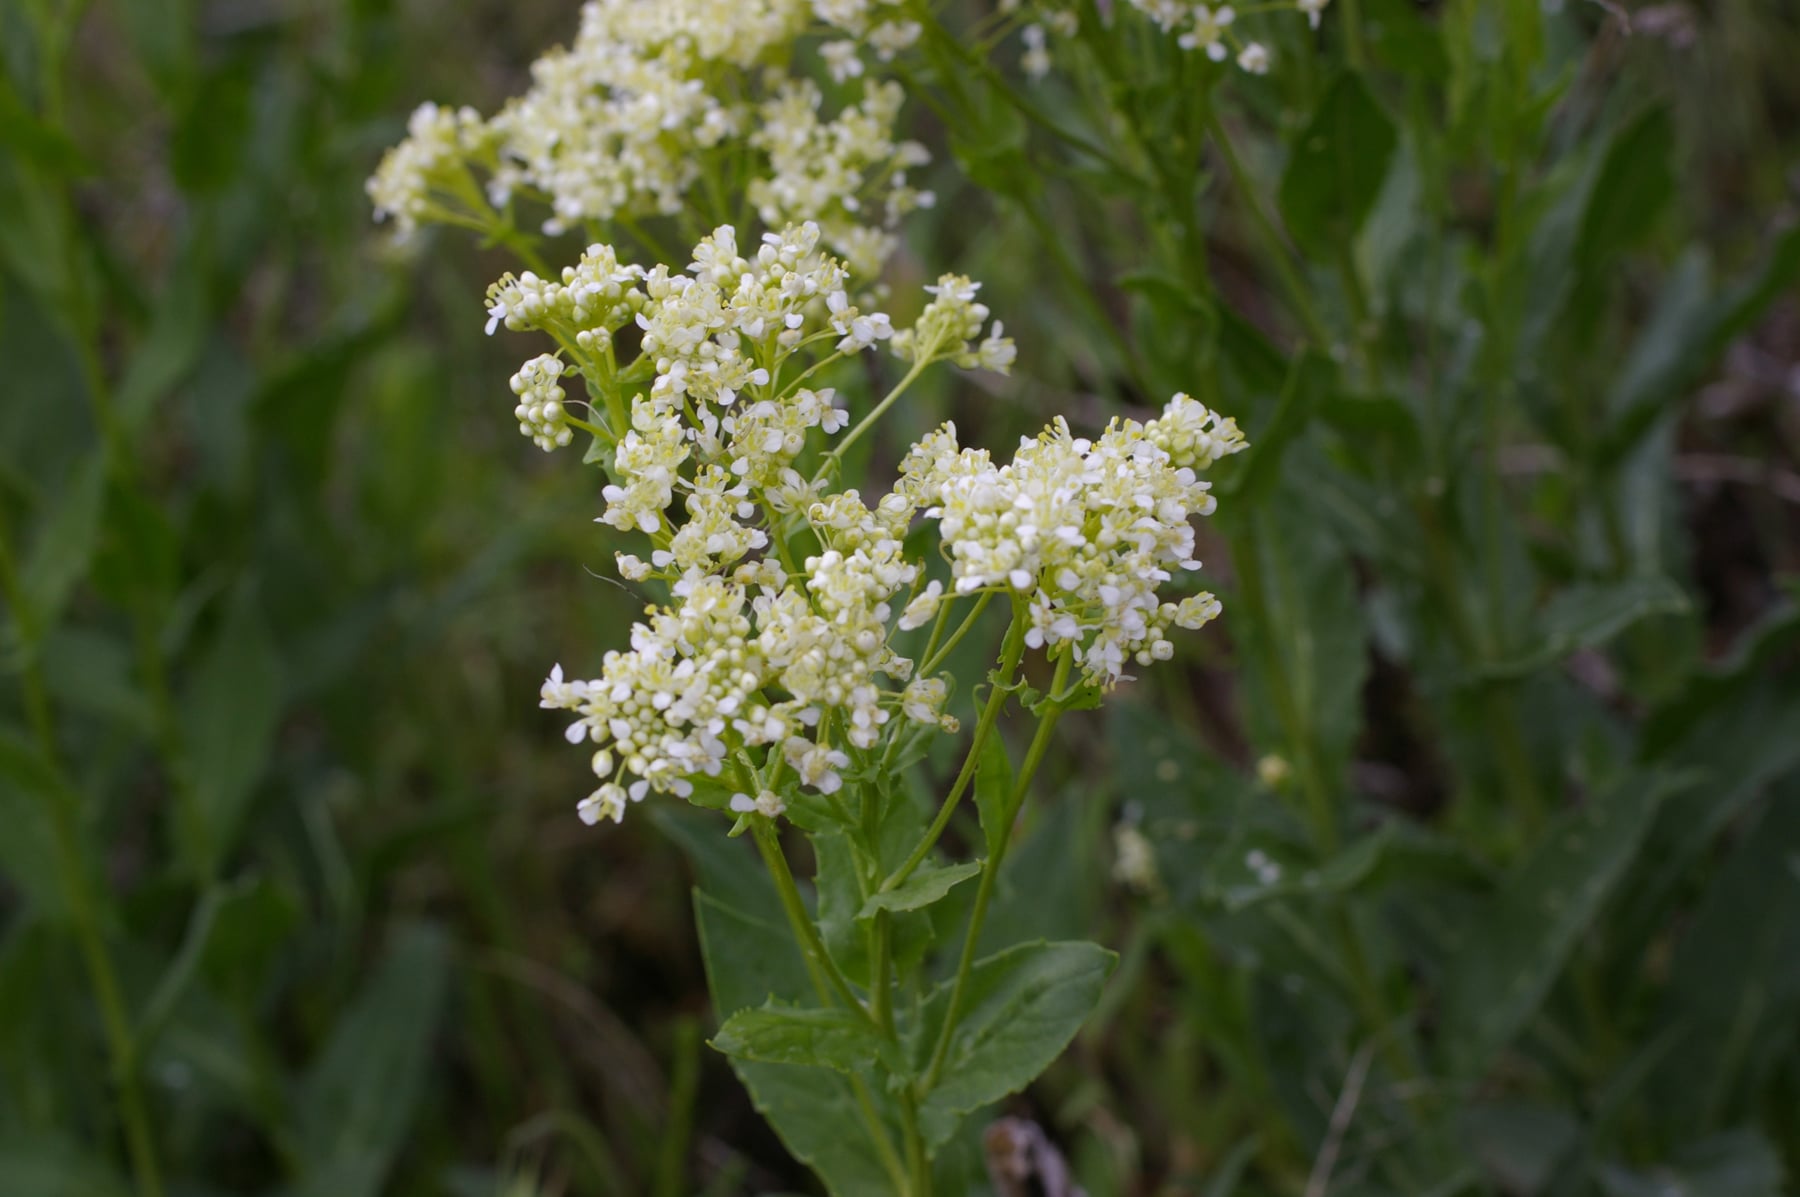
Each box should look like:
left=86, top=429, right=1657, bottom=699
left=501, top=222, right=1247, bottom=828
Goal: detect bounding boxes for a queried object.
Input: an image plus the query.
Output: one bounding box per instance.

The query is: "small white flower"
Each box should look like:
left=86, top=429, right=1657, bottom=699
left=577, top=783, right=628, bottom=826
left=729, top=789, right=788, bottom=818
left=820, top=39, right=865, bottom=83
left=898, top=580, right=945, bottom=630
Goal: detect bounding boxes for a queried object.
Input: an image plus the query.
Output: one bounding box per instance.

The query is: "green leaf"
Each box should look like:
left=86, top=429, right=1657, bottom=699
left=134, top=883, right=228, bottom=1056
left=694, top=889, right=808, bottom=1016
left=1443, top=771, right=1690, bottom=1074
left=40, top=629, right=154, bottom=736
left=292, top=923, right=450, bottom=1197
left=1200, top=1137, right=1262, bottom=1197
left=0, top=1136, right=129, bottom=1197
left=974, top=727, right=1013, bottom=858
left=1205, top=821, right=1485, bottom=912
left=860, top=860, right=981, bottom=919
left=0, top=729, right=72, bottom=918
left=814, top=829, right=872, bottom=985
left=1648, top=787, right=1800, bottom=1132
left=1576, top=108, right=1674, bottom=274
left=178, top=584, right=283, bottom=878
left=1598, top=1130, right=1786, bottom=1197
left=17, top=451, right=105, bottom=648
left=915, top=940, right=1115, bottom=1145
left=0, top=73, right=90, bottom=175
left=1481, top=575, right=1691, bottom=679
left=1604, top=229, right=1800, bottom=459
left=1278, top=72, right=1399, bottom=258
left=712, top=1003, right=903, bottom=1075
left=1237, top=499, right=1368, bottom=776
left=199, top=873, right=302, bottom=1005
left=1222, top=351, right=1334, bottom=505
left=649, top=803, right=782, bottom=926
left=1461, top=1102, right=1581, bottom=1195
left=1644, top=595, right=1800, bottom=749
left=694, top=891, right=903, bottom=1196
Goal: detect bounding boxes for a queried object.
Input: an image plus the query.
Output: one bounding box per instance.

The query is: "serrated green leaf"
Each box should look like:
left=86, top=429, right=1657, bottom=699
left=860, top=860, right=981, bottom=919
left=1443, top=772, right=1690, bottom=1074
left=1277, top=72, right=1398, bottom=258
left=293, top=923, right=449, bottom=1197
left=712, top=1003, right=903, bottom=1075
left=915, top=940, right=1115, bottom=1146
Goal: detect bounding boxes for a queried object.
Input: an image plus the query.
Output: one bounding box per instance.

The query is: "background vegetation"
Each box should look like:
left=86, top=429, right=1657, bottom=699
left=2, top=1, right=1797, bottom=1195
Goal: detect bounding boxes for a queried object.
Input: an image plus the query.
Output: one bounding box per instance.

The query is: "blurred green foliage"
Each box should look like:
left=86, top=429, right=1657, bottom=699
left=2, top=0, right=1799, bottom=1195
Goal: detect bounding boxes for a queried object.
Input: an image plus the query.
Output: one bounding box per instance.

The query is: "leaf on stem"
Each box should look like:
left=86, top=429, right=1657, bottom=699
left=1442, top=770, right=1691, bottom=1075
left=914, top=940, right=1115, bottom=1147
left=177, top=583, right=284, bottom=879
left=18, top=453, right=105, bottom=650
left=292, top=923, right=449, bottom=1197
left=1477, top=575, right=1690, bottom=679
left=712, top=1003, right=905, bottom=1075
left=860, top=861, right=982, bottom=919
left=974, top=728, right=1014, bottom=859
left=1277, top=72, right=1398, bottom=259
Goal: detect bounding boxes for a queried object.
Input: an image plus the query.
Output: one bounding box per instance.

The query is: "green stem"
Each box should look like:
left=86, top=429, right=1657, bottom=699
left=749, top=821, right=909, bottom=1191
left=923, top=650, right=1074, bottom=1091
left=818, top=358, right=930, bottom=477
left=0, top=515, right=163, bottom=1197
left=750, top=821, right=869, bottom=1020
left=1338, top=0, right=1369, bottom=70
left=1234, top=523, right=1432, bottom=1182
left=920, top=590, right=995, bottom=677
left=884, top=607, right=1028, bottom=891
left=1334, top=237, right=1382, bottom=387
left=901, top=1087, right=932, bottom=1197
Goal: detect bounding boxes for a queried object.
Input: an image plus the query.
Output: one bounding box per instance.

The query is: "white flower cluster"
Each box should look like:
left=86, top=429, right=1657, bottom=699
left=749, top=80, right=934, bottom=279
left=368, top=0, right=933, bottom=273
left=527, top=229, right=1244, bottom=826
left=891, top=275, right=1016, bottom=374
left=903, top=394, right=1247, bottom=686
left=366, top=103, right=491, bottom=241
left=1126, top=0, right=1332, bottom=71
left=813, top=0, right=923, bottom=66
left=523, top=223, right=1009, bottom=825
